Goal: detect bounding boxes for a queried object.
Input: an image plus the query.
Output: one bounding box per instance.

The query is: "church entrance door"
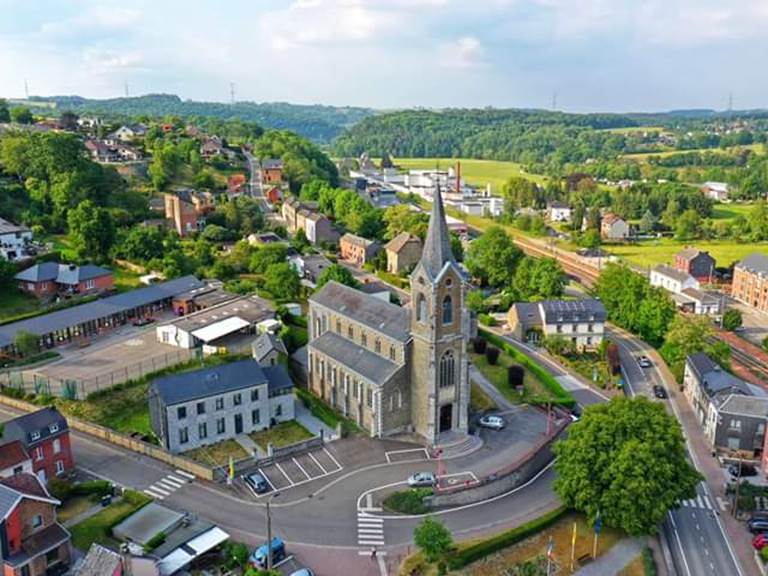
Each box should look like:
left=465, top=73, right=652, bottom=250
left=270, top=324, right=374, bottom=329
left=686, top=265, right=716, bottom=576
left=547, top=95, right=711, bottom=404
left=439, top=403, right=453, bottom=433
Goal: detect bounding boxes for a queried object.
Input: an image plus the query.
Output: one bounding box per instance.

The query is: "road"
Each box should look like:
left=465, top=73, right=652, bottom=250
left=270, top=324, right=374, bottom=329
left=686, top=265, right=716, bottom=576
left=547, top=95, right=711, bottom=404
left=243, top=148, right=270, bottom=213
left=609, top=327, right=744, bottom=576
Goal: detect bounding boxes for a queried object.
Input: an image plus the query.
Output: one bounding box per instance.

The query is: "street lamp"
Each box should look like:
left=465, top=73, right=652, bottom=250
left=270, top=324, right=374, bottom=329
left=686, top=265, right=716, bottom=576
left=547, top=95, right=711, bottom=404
left=266, top=492, right=280, bottom=570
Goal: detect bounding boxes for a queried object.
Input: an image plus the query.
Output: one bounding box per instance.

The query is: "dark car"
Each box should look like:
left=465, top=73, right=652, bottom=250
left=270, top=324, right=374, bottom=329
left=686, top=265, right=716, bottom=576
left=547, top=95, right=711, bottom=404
left=749, top=518, right=768, bottom=533
left=653, top=385, right=667, bottom=399
left=132, top=317, right=155, bottom=327
left=244, top=472, right=270, bottom=495
left=728, top=463, right=758, bottom=478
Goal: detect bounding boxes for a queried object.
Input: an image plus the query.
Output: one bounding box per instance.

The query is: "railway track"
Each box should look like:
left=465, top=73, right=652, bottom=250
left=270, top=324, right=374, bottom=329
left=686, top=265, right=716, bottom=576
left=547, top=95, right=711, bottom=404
left=707, top=335, right=768, bottom=383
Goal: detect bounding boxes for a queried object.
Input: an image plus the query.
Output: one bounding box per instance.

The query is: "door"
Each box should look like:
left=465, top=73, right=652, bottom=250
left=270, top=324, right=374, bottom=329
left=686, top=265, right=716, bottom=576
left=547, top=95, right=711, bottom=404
left=439, top=403, right=453, bottom=433
left=234, top=414, right=243, bottom=435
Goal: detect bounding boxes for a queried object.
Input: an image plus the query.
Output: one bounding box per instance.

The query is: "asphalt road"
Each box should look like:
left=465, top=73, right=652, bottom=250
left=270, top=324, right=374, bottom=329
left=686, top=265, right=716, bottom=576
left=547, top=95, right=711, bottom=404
left=243, top=149, right=270, bottom=213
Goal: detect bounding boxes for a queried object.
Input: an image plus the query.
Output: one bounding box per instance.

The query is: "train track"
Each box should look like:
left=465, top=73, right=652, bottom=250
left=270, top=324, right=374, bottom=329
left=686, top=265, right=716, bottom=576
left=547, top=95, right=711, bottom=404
left=707, top=335, right=768, bottom=383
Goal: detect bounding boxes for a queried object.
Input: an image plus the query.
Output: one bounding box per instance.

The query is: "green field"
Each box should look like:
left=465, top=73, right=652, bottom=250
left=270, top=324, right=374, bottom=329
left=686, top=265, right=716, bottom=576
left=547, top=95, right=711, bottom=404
left=710, top=203, right=755, bottom=221
left=599, top=125, right=665, bottom=134
left=0, top=288, right=41, bottom=323
left=604, top=238, right=767, bottom=269
left=391, top=157, right=547, bottom=193
left=623, top=143, right=765, bottom=161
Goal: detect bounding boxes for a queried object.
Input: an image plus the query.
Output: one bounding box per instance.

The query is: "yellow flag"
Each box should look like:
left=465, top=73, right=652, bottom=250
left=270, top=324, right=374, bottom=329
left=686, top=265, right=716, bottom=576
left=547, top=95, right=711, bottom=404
left=229, top=456, right=235, bottom=480
left=572, top=521, right=578, bottom=547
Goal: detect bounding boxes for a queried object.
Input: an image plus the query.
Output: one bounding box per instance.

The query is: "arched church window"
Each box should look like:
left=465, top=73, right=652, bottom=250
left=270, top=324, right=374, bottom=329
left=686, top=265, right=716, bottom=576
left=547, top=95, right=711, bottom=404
left=417, top=294, right=427, bottom=323
left=439, top=350, right=455, bottom=388
left=442, top=295, right=453, bottom=325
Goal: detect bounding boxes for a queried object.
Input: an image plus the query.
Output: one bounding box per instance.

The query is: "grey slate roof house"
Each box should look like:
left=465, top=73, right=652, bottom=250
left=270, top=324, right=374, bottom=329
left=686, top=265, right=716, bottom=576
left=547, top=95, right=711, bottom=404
left=251, top=332, right=288, bottom=366
left=148, top=359, right=294, bottom=454
left=507, top=299, right=606, bottom=349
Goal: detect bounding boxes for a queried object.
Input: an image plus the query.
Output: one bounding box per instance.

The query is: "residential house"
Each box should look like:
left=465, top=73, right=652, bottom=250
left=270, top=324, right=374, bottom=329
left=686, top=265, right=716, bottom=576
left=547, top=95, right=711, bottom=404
left=75, top=543, right=123, bottom=576
left=0, top=442, right=32, bottom=479
left=547, top=201, right=572, bottom=223
left=732, top=253, right=768, bottom=313
left=15, top=263, right=114, bottom=298
left=0, top=218, right=32, bottom=262
left=340, top=233, right=380, bottom=266
left=251, top=332, right=288, bottom=367
left=0, top=473, right=72, bottom=576
left=290, top=254, right=333, bottom=285
left=384, top=233, right=423, bottom=275
left=650, top=264, right=700, bottom=294
left=676, top=288, right=722, bottom=316
left=226, top=174, right=247, bottom=198
left=706, top=394, right=768, bottom=460
left=261, top=159, right=283, bottom=184
left=164, top=189, right=214, bottom=237
left=108, top=124, right=147, bottom=142
left=1, top=408, right=74, bottom=484
left=84, top=140, right=119, bottom=163
left=600, top=213, right=630, bottom=240
left=701, top=181, right=729, bottom=202
left=674, top=248, right=716, bottom=282
left=507, top=299, right=606, bottom=349
left=683, top=352, right=752, bottom=428
left=200, top=136, right=224, bottom=160
left=75, top=117, right=102, bottom=130
left=148, top=359, right=295, bottom=454
left=303, top=212, right=339, bottom=245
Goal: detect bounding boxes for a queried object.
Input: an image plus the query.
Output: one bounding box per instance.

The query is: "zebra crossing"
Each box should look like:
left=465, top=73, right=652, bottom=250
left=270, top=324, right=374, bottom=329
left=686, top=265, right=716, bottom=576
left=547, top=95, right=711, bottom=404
left=357, top=508, right=385, bottom=549
left=680, top=494, right=714, bottom=511
left=143, top=469, right=196, bottom=500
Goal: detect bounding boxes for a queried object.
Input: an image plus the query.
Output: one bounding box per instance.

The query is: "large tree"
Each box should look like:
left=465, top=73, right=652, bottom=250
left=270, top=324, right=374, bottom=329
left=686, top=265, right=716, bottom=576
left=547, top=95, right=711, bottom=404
left=263, top=262, right=301, bottom=300
left=554, top=396, right=701, bottom=535
left=67, top=200, right=116, bottom=262
left=660, top=315, right=731, bottom=381
left=413, top=517, right=453, bottom=563
left=316, top=264, right=359, bottom=289
left=465, top=226, right=522, bottom=288
left=10, top=106, right=33, bottom=124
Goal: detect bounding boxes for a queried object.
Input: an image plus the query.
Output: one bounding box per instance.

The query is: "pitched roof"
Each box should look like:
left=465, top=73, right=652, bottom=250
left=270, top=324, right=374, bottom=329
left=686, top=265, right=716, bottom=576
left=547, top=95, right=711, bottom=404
left=676, top=247, right=711, bottom=261
left=0, top=441, right=29, bottom=471
left=652, top=264, right=696, bottom=284
left=2, top=407, right=68, bottom=448
left=548, top=201, right=570, bottom=209
left=686, top=353, right=751, bottom=398
left=251, top=332, right=287, bottom=363
left=262, top=364, right=294, bottom=394
left=309, top=331, right=401, bottom=385
left=0, top=217, right=29, bottom=235
left=420, top=187, right=457, bottom=279
left=385, top=232, right=421, bottom=254
left=680, top=287, right=719, bottom=304
left=539, top=299, right=606, bottom=323
left=511, top=302, right=542, bottom=329
left=76, top=543, right=122, bottom=576
left=601, top=213, right=625, bottom=226
left=150, top=359, right=268, bottom=406
left=0, top=473, right=58, bottom=522
left=310, top=281, right=410, bottom=342
left=737, top=253, right=768, bottom=276
left=14, top=262, right=59, bottom=282
left=341, top=233, right=375, bottom=248
left=15, top=263, right=112, bottom=284
left=717, top=394, right=768, bottom=418
left=262, top=158, right=283, bottom=170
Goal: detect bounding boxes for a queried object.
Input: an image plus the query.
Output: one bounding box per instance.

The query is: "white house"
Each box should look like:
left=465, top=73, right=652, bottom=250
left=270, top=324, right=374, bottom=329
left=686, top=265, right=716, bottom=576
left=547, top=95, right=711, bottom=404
left=0, top=217, right=32, bottom=262
left=650, top=264, right=700, bottom=294
left=109, top=123, right=148, bottom=142
left=547, top=201, right=572, bottom=223
left=508, top=299, right=607, bottom=349
left=701, top=182, right=729, bottom=202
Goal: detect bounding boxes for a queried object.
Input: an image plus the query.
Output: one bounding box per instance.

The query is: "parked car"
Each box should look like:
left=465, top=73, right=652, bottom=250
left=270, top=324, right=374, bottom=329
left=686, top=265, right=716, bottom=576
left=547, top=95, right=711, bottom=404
left=569, top=405, right=582, bottom=422
left=637, top=355, right=652, bottom=368
left=753, top=534, right=768, bottom=550
left=728, top=463, right=758, bottom=478
left=478, top=415, right=506, bottom=430
left=250, top=537, right=286, bottom=568
left=407, top=472, right=436, bottom=488
left=653, top=385, right=668, bottom=399
left=290, top=570, right=315, bottom=576
left=132, top=317, right=155, bottom=327
left=243, top=472, right=270, bottom=495
left=749, top=518, right=768, bottom=533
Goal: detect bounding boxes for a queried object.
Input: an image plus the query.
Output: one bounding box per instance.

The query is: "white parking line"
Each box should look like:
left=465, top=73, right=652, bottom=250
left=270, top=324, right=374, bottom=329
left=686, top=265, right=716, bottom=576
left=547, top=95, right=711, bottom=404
left=323, top=447, right=343, bottom=470
left=293, top=457, right=310, bottom=480
left=309, top=452, right=327, bottom=474
left=274, top=461, right=295, bottom=486
left=175, top=470, right=196, bottom=480
left=258, top=468, right=277, bottom=492
left=384, top=447, right=429, bottom=464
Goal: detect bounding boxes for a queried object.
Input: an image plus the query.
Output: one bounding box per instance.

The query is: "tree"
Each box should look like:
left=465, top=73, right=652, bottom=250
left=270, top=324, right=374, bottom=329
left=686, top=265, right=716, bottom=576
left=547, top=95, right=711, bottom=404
left=722, top=309, right=743, bottom=332
left=316, top=264, right=359, bottom=289
left=249, top=244, right=288, bottom=274
left=263, top=263, right=301, bottom=300
left=554, top=397, right=701, bottom=535
left=449, top=232, right=464, bottom=262
left=660, top=315, right=730, bottom=381
left=119, top=227, right=165, bottom=263
left=15, top=331, right=39, bottom=357
left=0, top=256, right=15, bottom=286
left=413, top=517, right=453, bottom=563
left=639, top=210, right=658, bottom=234
left=674, top=209, right=702, bottom=240
left=513, top=257, right=565, bottom=301
left=383, top=204, right=429, bottom=240
left=291, top=229, right=310, bottom=253
left=465, top=226, right=522, bottom=288
left=67, top=200, right=116, bottom=262
left=10, top=106, right=33, bottom=124
left=59, top=111, right=79, bottom=131
left=579, top=229, right=601, bottom=249
left=0, top=99, right=9, bottom=123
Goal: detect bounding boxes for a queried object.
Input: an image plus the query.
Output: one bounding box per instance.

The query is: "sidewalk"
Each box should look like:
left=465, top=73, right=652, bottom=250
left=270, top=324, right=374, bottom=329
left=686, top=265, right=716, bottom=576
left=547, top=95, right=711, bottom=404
left=295, top=401, right=338, bottom=441
left=469, top=364, right=514, bottom=410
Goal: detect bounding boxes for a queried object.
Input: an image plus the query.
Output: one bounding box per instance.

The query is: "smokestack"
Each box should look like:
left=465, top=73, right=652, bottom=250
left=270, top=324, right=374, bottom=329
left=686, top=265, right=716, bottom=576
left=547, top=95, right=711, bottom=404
left=456, top=161, right=461, bottom=196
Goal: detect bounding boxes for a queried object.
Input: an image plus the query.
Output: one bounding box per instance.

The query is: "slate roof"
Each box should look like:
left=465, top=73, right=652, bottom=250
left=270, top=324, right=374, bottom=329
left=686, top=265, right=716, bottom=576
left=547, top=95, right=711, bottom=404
left=310, top=281, right=410, bottom=342
left=262, top=364, right=294, bottom=394
left=0, top=275, right=205, bottom=348
left=718, top=394, right=768, bottom=418
left=14, top=262, right=59, bottom=282
left=737, top=253, right=768, bottom=276
left=420, top=187, right=457, bottom=279
left=385, top=232, right=421, bottom=254
left=0, top=217, right=29, bottom=235
left=5, top=523, right=70, bottom=567
left=676, top=247, right=710, bottom=261
left=680, top=287, right=719, bottom=304
left=686, top=353, right=751, bottom=398
left=150, top=359, right=268, bottom=406
left=262, top=158, right=283, bottom=170
left=511, top=302, right=542, bottom=329
left=341, top=233, right=376, bottom=248
left=309, top=331, right=401, bottom=385
left=0, top=473, right=58, bottom=522
left=2, top=407, right=69, bottom=448
left=76, top=543, right=122, bottom=576
left=548, top=201, right=570, bottom=210
left=539, top=299, right=606, bottom=324
left=15, top=263, right=112, bottom=284
left=251, top=332, right=287, bottom=363
left=0, top=441, right=29, bottom=471
left=652, top=264, right=696, bottom=284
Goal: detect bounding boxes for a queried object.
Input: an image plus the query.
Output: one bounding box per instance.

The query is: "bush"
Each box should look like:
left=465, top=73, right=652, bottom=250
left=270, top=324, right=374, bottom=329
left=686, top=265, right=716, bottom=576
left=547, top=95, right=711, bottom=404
left=74, top=480, right=112, bottom=498
left=485, top=346, right=500, bottom=365
left=761, top=546, right=768, bottom=563
left=763, top=336, right=768, bottom=352
left=472, top=337, right=487, bottom=354
left=48, top=478, right=75, bottom=501
left=723, top=309, right=743, bottom=332
left=144, top=531, right=167, bottom=552
left=643, top=547, right=657, bottom=576
left=478, top=313, right=496, bottom=326
left=508, top=365, right=525, bottom=388
left=383, top=488, right=432, bottom=514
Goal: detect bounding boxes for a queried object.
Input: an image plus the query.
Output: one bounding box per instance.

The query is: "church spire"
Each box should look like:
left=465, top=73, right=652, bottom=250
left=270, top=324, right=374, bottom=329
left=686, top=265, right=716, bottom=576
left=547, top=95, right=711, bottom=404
left=420, top=184, right=456, bottom=279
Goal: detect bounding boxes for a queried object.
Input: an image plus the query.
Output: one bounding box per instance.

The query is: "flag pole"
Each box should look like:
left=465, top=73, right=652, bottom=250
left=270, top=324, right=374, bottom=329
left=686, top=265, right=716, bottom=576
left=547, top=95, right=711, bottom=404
left=570, top=521, right=577, bottom=571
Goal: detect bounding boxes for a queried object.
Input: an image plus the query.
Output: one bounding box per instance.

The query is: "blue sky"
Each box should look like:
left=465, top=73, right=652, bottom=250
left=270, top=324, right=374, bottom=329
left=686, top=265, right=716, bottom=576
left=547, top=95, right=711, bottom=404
left=1, top=0, right=766, bottom=112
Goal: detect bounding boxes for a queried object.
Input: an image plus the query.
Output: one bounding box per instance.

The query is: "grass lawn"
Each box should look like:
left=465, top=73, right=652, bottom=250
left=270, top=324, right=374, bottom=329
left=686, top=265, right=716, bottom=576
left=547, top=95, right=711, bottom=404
left=711, top=202, right=756, bottom=221
left=391, top=157, right=548, bottom=193
left=249, top=420, right=313, bottom=450
left=469, top=382, right=497, bottom=412
left=470, top=351, right=553, bottom=405
left=603, top=238, right=768, bottom=268
left=621, top=143, right=764, bottom=161
left=0, top=287, right=41, bottom=324
left=184, top=439, right=249, bottom=467
left=69, top=490, right=152, bottom=551
left=57, top=495, right=97, bottom=524
left=47, top=234, right=77, bottom=260
left=560, top=352, right=620, bottom=390
left=113, top=266, right=144, bottom=292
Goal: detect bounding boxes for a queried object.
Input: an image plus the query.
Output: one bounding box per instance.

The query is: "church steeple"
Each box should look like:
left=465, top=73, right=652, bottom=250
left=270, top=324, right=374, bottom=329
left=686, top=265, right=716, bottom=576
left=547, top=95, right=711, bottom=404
left=420, top=185, right=456, bottom=279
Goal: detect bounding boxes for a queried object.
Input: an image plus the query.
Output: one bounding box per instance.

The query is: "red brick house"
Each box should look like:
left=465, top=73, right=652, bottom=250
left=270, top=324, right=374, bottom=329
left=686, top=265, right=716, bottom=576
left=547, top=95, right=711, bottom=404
left=265, top=186, right=282, bottom=205
left=227, top=174, right=247, bottom=198
left=340, top=233, right=380, bottom=266
left=0, top=473, right=71, bottom=576
left=674, top=248, right=716, bottom=282
left=0, top=442, right=32, bottom=479
left=15, top=263, right=113, bottom=298
left=261, top=159, right=283, bottom=184
left=164, top=190, right=214, bottom=237
left=1, top=409, right=74, bottom=485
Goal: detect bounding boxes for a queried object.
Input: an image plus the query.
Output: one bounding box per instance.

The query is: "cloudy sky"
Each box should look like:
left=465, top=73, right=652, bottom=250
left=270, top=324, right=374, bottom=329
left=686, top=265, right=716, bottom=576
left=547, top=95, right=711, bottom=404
left=1, top=0, right=767, bottom=112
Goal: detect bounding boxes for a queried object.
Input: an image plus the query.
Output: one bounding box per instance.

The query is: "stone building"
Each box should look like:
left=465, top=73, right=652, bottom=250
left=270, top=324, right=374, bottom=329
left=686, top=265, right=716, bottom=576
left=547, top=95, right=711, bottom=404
left=307, top=190, right=469, bottom=443
left=732, top=253, right=768, bottom=313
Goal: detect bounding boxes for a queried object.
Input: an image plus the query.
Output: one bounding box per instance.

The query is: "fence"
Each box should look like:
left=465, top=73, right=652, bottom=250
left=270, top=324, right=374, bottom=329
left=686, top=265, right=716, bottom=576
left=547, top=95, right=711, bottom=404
left=211, top=435, right=324, bottom=482
left=0, top=349, right=197, bottom=400
left=0, top=394, right=214, bottom=481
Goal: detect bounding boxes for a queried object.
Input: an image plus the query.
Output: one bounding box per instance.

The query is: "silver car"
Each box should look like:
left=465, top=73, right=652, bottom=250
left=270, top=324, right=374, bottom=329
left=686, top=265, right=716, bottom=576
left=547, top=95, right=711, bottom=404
left=478, top=415, right=506, bottom=430
left=408, top=472, right=436, bottom=487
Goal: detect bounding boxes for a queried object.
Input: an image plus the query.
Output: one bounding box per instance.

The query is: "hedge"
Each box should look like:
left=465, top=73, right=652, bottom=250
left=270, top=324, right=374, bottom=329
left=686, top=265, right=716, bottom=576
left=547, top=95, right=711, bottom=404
left=479, top=329, right=575, bottom=408
left=642, top=547, right=657, bottom=576
left=447, top=507, right=567, bottom=569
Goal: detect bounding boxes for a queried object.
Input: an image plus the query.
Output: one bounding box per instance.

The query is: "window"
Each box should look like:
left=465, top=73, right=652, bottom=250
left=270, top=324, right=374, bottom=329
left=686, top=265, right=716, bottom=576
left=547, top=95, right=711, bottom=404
left=442, top=295, right=453, bottom=324
left=233, top=393, right=242, bottom=406
left=46, top=547, right=59, bottom=565
left=52, top=439, right=61, bottom=454
left=375, top=339, right=381, bottom=353
left=177, top=406, right=187, bottom=420
left=361, top=332, right=367, bottom=347
left=215, top=418, right=224, bottom=434
left=32, top=515, right=42, bottom=529
left=55, top=460, right=64, bottom=475
left=196, top=402, right=206, bottom=415
left=445, top=278, right=453, bottom=287
left=389, top=395, right=394, bottom=412
left=252, top=409, right=261, bottom=425
left=347, top=326, right=354, bottom=339
left=588, top=324, right=594, bottom=333
left=389, top=346, right=396, bottom=361
left=30, top=431, right=41, bottom=441
left=251, top=389, right=259, bottom=402
left=34, top=447, right=43, bottom=461
left=336, top=320, right=341, bottom=333
left=439, top=351, right=455, bottom=388
left=397, top=389, right=403, bottom=408
left=729, top=419, right=742, bottom=430
left=215, top=397, right=224, bottom=411
left=12, top=466, right=22, bottom=475
left=198, top=422, right=208, bottom=439
left=179, top=427, right=189, bottom=444
left=556, top=325, right=563, bottom=333
left=49, top=424, right=59, bottom=434
left=275, top=404, right=282, bottom=417
left=367, top=388, right=373, bottom=408
left=20, top=565, right=29, bottom=576
left=416, top=294, right=427, bottom=323
left=85, top=279, right=95, bottom=290
left=572, top=324, right=578, bottom=333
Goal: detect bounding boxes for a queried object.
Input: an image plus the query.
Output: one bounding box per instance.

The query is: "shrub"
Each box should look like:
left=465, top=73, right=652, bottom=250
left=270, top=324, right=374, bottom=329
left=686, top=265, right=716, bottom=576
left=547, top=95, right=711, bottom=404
left=144, top=531, right=167, bottom=552
left=73, top=480, right=112, bottom=498
left=478, top=313, right=496, bottom=326
left=508, top=365, right=525, bottom=388
left=48, top=478, right=75, bottom=501
left=642, top=547, right=657, bottom=576
left=761, top=546, right=768, bottom=563
left=383, top=488, right=432, bottom=514
left=485, top=346, right=500, bottom=365
left=472, top=337, right=487, bottom=354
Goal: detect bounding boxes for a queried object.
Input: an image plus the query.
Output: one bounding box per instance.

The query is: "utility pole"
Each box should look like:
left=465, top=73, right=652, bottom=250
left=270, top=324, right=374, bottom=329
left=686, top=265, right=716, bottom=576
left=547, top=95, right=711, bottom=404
left=24, top=79, right=29, bottom=99
left=124, top=82, right=130, bottom=98
left=265, top=492, right=280, bottom=570
left=733, top=455, right=742, bottom=517
left=551, top=90, right=558, bottom=111
left=230, top=82, right=236, bottom=105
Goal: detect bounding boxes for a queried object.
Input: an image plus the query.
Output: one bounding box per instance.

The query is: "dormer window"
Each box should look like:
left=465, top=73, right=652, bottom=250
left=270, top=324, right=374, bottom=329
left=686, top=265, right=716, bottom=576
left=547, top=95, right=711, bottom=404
left=49, top=424, right=59, bottom=434
left=30, top=431, right=41, bottom=441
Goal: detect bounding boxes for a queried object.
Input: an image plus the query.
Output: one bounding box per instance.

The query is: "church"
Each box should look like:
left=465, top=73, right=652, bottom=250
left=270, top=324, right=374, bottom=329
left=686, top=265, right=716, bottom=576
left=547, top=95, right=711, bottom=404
left=306, top=190, right=470, bottom=444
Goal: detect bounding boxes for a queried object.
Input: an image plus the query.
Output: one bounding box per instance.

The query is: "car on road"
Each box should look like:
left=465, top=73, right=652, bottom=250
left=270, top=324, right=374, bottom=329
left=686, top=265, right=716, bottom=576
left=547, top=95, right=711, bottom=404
left=653, top=385, right=667, bottom=399
left=749, top=518, right=768, bottom=533
left=289, top=570, right=315, bottom=576
left=243, top=472, right=270, bottom=494
left=132, top=317, right=155, bottom=327
left=637, top=355, right=652, bottom=368
left=408, top=472, right=436, bottom=488
left=250, top=537, right=286, bottom=568
left=728, top=463, right=758, bottom=478
left=478, top=415, right=506, bottom=430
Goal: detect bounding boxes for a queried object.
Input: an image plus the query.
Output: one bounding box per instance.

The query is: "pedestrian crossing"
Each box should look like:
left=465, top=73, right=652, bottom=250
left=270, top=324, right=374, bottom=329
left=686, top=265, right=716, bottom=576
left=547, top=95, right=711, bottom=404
left=143, top=469, right=195, bottom=500
left=680, top=494, right=714, bottom=510
left=357, top=508, right=385, bottom=549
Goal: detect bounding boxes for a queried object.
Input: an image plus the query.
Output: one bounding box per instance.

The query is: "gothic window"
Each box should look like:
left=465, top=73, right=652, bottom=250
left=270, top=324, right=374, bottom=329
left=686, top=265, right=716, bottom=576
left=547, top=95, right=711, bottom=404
left=442, top=295, right=453, bottom=325
left=417, top=294, right=427, bottom=323
left=439, top=350, right=455, bottom=388
left=375, top=339, right=381, bottom=353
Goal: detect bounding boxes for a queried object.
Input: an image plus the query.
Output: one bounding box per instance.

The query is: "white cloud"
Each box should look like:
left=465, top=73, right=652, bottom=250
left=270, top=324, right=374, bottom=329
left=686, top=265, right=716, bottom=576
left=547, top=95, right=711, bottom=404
left=440, top=36, right=487, bottom=69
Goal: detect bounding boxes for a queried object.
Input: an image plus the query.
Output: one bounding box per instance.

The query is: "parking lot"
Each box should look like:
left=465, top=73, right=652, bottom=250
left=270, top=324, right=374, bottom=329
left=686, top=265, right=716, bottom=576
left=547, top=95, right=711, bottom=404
left=245, top=446, right=344, bottom=497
